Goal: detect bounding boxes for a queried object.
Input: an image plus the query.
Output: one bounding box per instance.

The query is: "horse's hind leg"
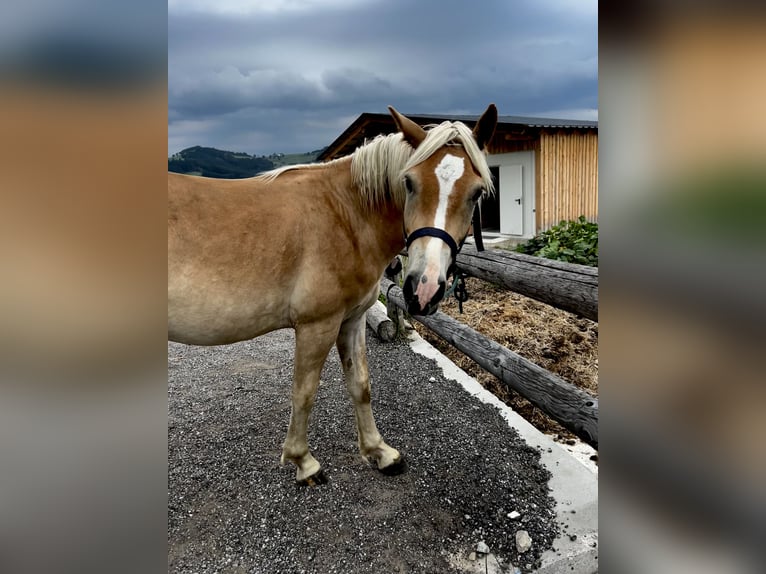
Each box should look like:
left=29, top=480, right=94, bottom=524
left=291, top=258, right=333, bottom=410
left=281, top=321, right=339, bottom=485
left=336, top=314, right=406, bottom=475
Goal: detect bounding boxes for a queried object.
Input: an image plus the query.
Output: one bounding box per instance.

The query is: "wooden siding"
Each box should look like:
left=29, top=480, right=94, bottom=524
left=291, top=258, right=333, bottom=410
left=488, top=137, right=537, bottom=155
left=537, top=130, right=598, bottom=231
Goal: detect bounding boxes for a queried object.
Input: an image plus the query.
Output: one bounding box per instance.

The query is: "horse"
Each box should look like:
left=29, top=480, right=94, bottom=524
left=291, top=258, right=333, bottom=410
left=168, top=104, right=497, bottom=485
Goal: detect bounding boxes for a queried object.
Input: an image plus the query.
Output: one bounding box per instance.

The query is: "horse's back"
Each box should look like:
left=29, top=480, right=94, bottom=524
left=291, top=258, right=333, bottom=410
left=168, top=168, right=385, bottom=346
left=168, top=173, right=304, bottom=345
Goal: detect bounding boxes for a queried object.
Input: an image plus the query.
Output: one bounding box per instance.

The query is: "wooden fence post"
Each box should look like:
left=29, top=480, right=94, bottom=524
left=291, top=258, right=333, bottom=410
left=385, top=258, right=406, bottom=335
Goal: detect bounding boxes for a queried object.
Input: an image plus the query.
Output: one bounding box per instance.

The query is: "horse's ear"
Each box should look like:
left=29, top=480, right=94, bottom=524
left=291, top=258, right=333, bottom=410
left=388, top=106, right=426, bottom=149
left=472, top=103, right=498, bottom=151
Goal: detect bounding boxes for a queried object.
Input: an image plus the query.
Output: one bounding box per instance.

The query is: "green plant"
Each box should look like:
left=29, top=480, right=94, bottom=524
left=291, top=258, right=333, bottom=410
left=515, top=216, right=598, bottom=266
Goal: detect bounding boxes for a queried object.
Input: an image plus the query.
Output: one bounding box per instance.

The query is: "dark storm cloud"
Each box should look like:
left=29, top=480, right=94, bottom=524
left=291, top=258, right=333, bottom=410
left=168, top=0, right=597, bottom=155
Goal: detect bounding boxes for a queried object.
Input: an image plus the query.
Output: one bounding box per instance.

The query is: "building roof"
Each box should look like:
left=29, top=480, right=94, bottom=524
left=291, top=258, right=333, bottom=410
left=414, top=113, right=598, bottom=129
left=318, top=111, right=597, bottom=160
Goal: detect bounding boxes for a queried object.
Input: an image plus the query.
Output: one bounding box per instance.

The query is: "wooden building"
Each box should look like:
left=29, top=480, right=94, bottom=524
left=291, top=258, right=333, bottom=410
left=318, top=112, right=598, bottom=240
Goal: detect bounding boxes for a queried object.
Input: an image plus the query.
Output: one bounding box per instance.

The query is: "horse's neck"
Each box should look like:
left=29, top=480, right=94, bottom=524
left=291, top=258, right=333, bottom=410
left=336, top=170, right=405, bottom=267
left=366, top=196, right=406, bottom=264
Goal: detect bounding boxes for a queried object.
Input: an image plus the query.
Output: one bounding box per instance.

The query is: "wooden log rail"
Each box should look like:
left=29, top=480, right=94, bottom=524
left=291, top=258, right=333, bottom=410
left=456, top=245, right=598, bottom=321
left=381, top=277, right=599, bottom=447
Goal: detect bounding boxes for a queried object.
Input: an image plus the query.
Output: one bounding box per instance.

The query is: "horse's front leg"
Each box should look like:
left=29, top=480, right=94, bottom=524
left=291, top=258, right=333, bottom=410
left=281, top=320, right=339, bottom=485
left=336, top=313, right=406, bottom=475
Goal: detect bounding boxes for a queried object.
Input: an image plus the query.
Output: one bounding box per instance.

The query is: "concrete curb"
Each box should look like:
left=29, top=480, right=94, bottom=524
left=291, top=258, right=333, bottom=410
left=407, top=331, right=598, bottom=573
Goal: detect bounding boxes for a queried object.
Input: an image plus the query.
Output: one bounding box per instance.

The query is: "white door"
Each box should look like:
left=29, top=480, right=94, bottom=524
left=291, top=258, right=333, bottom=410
left=488, top=151, right=535, bottom=238
left=499, top=164, right=523, bottom=235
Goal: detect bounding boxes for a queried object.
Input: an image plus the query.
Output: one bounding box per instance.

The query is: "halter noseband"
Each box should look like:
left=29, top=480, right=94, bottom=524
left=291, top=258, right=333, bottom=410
left=403, top=204, right=485, bottom=273
left=404, top=227, right=460, bottom=265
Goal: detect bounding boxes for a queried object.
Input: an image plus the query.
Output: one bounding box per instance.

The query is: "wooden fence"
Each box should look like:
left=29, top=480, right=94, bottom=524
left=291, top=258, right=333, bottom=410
left=456, top=245, right=598, bottom=320
left=375, top=248, right=599, bottom=448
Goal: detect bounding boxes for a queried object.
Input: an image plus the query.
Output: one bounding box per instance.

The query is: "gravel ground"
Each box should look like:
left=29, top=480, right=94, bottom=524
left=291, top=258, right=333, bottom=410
left=168, top=329, right=558, bottom=573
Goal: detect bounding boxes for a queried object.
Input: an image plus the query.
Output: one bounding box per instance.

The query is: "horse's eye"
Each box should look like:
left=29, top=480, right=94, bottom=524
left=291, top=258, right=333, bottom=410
left=404, top=176, right=414, bottom=194
left=471, top=188, right=484, bottom=202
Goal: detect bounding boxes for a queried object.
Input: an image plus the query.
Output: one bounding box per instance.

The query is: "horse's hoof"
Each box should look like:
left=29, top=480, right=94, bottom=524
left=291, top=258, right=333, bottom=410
left=297, top=469, right=328, bottom=487
left=378, top=455, right=407, bottom=476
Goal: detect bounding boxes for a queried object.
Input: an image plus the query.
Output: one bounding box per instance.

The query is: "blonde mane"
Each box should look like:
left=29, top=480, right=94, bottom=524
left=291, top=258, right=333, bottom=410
left=257, top=119, right=494, bottom=210
left=255, top=156, right=348, bottom=182
left=349, top=132, right=412, bottom=209
left=351, top=120, right=495, bottom=209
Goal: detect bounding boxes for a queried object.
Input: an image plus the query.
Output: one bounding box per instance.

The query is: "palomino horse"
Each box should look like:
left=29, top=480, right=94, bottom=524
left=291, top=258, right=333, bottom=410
left=168, top=105, right=497, bottom=485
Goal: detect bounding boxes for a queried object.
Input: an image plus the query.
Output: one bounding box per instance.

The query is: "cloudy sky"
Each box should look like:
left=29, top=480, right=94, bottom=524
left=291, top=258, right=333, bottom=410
left=168, top=0, right=597, bottom=156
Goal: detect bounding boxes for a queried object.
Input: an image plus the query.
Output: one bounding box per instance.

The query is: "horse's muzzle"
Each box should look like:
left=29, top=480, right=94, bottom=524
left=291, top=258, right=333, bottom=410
left=403, top=274, right=445, bottom=316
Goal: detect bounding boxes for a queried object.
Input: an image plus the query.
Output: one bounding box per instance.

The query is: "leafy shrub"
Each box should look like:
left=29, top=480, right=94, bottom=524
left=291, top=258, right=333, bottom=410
left=515, top=216, right=598, bottom=266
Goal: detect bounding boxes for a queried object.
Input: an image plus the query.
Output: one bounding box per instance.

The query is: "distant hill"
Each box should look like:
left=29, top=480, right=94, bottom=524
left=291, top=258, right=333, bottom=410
left=168, top=146, right=326, bottom=179
left=168, top=146, right=274, bottom=179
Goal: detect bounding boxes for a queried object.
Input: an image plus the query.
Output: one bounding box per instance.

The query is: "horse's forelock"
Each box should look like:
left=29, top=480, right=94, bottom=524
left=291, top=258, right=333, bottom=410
left=403, top=121, right=495, bottom=196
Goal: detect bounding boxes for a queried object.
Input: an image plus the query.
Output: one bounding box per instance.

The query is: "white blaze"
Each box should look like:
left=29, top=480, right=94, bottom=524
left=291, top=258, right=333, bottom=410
left=414, top=154, right=465, bottom=310
left=424, top=153, right=465, bottom=263
left=433, top=154, right=465, bottom=228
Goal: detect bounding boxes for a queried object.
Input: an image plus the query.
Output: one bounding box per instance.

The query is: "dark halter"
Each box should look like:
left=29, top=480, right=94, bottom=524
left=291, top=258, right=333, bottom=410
left=402, top=204, right=485, bottom=276
left=404, top=205, right=484, bottom=257
left=401, top=205, right=484, bottom=314
left=405, top=227, right=459, bottom=263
